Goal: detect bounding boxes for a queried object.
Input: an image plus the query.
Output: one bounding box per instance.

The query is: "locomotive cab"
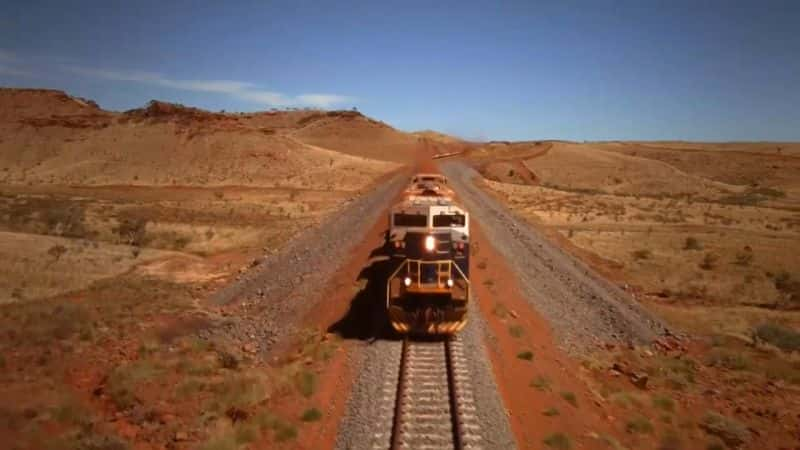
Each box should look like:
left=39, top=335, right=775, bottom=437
left=386, top=193, right=470, bottom=335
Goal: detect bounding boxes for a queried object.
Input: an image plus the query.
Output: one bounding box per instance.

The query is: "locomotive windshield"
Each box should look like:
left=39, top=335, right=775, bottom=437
left=433, top=213, right=466, bottom=227
left=393, top=213, right=427, bottom=227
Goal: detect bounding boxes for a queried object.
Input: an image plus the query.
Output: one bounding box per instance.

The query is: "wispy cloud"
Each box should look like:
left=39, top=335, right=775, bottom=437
left=65, top=66, right=355, bottom=108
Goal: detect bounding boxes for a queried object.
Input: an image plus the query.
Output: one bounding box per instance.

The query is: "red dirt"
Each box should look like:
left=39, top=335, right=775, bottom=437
left=260, top=166, right=411, bottom=449
left=469, top=222, right=618, bottom=449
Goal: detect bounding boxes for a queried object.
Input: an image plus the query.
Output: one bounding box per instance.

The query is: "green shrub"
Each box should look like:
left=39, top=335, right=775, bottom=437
left=543, top=407, right=559, bottom=417
left=508, top=325, right=524, bottom=338
left=516, top=350, right=534, bottom=361
left=699, top=253, right=718, bottom=270
left=626, top=416, right=654, bottom=434
left=208, top=376, right=265, bottom=412
left=684, top=237, right=702, bottom=250
left=560, top=391, right=577, bottom=407
left=234, top=424, right=259, bottom=444
left=530, top=376, right=551, bottom=391
left=754, top=322, right=800, bottom=352
left=652, top=394, right=675, bottom=412
left=705, top=349, right=751, bottom=371
left=543, top=433, right=572, bottom=449
left=492, top=303, right=508, bottom=318
left=295, top=370, right=317, bottom=398
left=734, top=250, right=753, bottom=266
left=273, top=421, right=297, bottom=442
left=700, top=411, right=750, bottom=448
left=301, top=407, right=322, bottom=422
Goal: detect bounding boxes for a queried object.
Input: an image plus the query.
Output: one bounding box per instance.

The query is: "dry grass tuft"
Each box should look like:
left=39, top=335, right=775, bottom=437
left=754, top=322, right=800, bottom=352
left=516, top=350, right=534, bottom=361
left=530, top=375, right=551, bottom=391
left=626, top=416, right=654, bottom=434
left=543, top=432, right=572, bottom=449
left=301, top=407, right=322, bottom=422
left=560, top=391, right=577, bottom=407
left=700, top=411, right=750, bottom=448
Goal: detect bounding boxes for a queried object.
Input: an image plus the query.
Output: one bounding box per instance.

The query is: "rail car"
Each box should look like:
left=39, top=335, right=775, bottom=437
left=386, top=174, right=470, bottom=335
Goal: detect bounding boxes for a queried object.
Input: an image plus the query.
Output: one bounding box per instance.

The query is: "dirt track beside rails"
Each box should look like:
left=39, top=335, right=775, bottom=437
left=204, top=172, right=407, bottom=354
left=441, top=161, right=668, bottom=354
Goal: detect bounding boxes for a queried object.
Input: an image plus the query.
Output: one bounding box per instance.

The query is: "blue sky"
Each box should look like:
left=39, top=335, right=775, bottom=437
left=1, top=0, right=799, bottom=141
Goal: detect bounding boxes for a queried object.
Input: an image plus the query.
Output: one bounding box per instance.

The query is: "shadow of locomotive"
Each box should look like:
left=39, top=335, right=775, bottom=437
left=328, top=237, right=403, bottom=342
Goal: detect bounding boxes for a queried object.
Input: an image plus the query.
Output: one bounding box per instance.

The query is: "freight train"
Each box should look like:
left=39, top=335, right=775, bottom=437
left=386, top=173, right=470, bottom=334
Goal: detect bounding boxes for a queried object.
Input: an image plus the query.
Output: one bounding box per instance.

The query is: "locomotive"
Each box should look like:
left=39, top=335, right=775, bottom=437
left=386, top=173, right=470, bottom=335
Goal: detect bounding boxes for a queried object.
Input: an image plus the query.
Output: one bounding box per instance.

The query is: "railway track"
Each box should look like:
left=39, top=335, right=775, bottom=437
left=389, top=337, right=482, bottom=450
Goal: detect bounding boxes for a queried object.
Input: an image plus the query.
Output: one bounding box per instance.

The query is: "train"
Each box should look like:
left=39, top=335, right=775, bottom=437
left=386, top=173, right=470, bottom=335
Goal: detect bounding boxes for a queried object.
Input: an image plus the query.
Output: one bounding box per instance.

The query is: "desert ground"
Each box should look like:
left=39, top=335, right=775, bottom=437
left=465, top=140, right=800, bottom=449
left=1, top=87, right=799, bottom=450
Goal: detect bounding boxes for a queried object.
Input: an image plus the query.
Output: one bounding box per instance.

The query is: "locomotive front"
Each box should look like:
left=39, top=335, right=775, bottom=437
left=386, top=193, right=470, bottom=335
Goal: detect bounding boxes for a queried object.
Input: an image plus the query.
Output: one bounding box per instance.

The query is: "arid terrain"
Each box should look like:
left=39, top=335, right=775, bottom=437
left=0, top=89, right=413, bottom=449
left=465, top=140, right=800, bottom=449
left=2, top=87, right=800, bottom=450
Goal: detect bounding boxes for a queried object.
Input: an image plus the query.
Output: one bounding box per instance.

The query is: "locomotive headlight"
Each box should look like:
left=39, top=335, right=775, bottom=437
left=446, top=279, right=454, bottom=288
left=424, top=235, right=436, bottom=252
left=403, top=277, right=412, bottom=287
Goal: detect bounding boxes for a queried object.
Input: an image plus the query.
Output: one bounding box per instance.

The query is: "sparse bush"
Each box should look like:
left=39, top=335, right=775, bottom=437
left=700, top=411, right=750, bottom=448
left=632, top=249, right=652, bottom=260
left=271, top=418, right=298, bottom=442
left=652, top=394, right=675, bottom=412
left=492, top=303, right=509, bottom=318
left=684, top=237, right=702, bottom=250
left=543, top=432, right=572, bottom=449
left=209, top=376, right=265, bottom=413
left=234, top=424, right=259, bottom=444
left=660, top=430, right=682, bottom=450
left=774, top=272, right=800, bottom=303
left=107, top=361, right=161, bottom=410
left=530, top=375, right=551, bottom=391
left=114, top=216, right=148, bottom=246
left=200, top=434, right=237, bottom=450
left=177, top=379, right=205, bottom=398
left=754, top=322, right=800, bottom=352
left=609, top=391, right=645, bottom=409
left=560, top=391, right=577, bottom=407
left=43, top=204, right=89, bottom=238
left=173, top=235, right=191, bottom=250
left=626, top=416, right=654, bottom=434
left=517, top=350, right=534, bottom=361
left=699, top=253, right=718, bottom=270
left=751, top=187, right=785, bottom=198
left=705, top=349, right=750, bottom=370
left=295, top=370, right=317, bottom=398
left=543, top=407, right=559, bottom=417
left=218, top=351, right=239, bottom=370
left=734, top=249, right=753, bottom=266
left=301, top=407, right=322, bottom=422
left=47, top=244, right=68, bottom=261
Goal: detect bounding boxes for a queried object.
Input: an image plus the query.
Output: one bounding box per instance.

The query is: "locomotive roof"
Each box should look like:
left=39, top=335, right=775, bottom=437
left=391, top=195, right=465, bottom=213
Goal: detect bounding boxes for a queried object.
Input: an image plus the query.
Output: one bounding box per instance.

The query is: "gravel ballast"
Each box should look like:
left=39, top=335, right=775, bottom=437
left=204, top=174, right=407, bottom=353
left=441, top=161, right=668, bottom=354
left=335, top=315, right=516, bottom=450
